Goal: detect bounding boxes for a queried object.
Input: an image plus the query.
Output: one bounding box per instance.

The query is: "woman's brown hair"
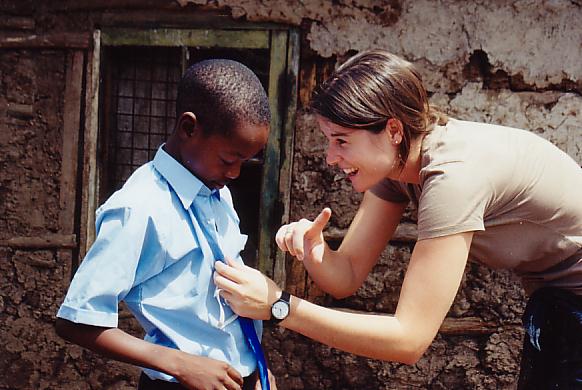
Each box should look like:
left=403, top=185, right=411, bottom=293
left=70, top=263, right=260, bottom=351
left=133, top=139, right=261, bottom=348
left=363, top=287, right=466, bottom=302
left=310, top=50, right=447, bottom=167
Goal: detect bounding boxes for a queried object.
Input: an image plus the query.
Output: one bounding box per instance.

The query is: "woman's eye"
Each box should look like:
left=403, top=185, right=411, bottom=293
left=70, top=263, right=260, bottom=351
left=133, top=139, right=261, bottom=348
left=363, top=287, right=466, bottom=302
left=336, top=139, right=347, bottom=146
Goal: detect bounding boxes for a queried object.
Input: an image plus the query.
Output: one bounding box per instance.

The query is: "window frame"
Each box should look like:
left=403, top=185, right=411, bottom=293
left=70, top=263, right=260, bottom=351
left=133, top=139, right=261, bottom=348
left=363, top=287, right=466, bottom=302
left=80, top=26, right=299, bottom=285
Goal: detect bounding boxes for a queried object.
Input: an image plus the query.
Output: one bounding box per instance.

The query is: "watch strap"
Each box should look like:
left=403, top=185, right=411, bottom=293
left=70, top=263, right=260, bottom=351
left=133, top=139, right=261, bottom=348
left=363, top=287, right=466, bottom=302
left=279, top=291, right=291, bottom=304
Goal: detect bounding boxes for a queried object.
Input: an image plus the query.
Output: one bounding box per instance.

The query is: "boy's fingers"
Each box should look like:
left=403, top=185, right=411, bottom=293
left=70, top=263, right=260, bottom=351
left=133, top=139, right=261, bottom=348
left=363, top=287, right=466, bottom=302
left=269, top=370, right=277, bottom=390
left=225, top=366, right=244, bottom=388
left=227, top=366, right=244, bottom=388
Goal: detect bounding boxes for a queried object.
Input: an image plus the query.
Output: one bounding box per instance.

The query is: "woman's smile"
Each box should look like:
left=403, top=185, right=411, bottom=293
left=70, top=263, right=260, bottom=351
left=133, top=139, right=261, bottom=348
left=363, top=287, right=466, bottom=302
left=342, top=167, right=359, bottom=178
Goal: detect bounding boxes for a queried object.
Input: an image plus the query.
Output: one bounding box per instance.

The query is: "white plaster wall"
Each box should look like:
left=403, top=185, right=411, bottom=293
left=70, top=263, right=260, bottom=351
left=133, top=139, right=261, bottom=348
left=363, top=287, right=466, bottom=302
left=177, top=0, right=582, bottom=166
left=432, top=84, right=582, bottom=164
left=179, top=0, right=582, bottom=90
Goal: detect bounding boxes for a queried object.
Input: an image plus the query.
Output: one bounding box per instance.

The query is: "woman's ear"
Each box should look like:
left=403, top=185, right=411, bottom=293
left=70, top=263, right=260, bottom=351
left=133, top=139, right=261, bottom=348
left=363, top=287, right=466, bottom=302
left=386, top=118, right=403, bottom=145
left=176, top=112, right=198, bottom=139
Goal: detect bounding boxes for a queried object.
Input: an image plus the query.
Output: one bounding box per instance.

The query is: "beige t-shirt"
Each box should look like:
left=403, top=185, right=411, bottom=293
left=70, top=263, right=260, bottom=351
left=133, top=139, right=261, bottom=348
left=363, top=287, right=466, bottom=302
left=371, top=118, right=582, bottom=294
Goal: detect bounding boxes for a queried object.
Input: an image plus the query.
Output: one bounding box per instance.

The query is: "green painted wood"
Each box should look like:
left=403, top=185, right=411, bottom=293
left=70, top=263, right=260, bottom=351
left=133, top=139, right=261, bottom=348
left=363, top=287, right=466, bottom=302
left=180, top=46, right=189, bottom=74
left=97, top=25, right=300, bottom=279
left=99, top=10, right=295, bottom=31
left=81, top=30, right=102, bottom=259
left=258, top=30, right=288, bottom=278
left=101, top=28, right=270, bottom=49
left=273, top=28, right=300, bottom=287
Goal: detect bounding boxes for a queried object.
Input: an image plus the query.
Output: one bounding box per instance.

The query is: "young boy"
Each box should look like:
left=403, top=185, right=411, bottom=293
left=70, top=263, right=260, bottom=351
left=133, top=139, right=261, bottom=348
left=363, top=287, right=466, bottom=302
left=56, top=59, right=273, bottom=390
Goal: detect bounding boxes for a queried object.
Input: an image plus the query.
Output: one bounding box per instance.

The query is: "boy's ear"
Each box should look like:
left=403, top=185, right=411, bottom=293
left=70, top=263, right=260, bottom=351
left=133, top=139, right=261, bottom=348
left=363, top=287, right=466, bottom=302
left=177, top=112, right=198, bottom=138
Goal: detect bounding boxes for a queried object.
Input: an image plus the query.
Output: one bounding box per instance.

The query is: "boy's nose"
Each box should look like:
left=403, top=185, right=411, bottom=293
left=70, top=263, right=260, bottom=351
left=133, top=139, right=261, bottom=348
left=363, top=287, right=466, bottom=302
left=225, top=163, right=241, bottom=179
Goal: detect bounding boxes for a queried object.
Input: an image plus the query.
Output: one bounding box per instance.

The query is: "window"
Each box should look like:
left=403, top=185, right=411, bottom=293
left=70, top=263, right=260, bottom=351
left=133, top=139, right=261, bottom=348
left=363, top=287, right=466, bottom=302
left=80, top=27, right=299, bottom=285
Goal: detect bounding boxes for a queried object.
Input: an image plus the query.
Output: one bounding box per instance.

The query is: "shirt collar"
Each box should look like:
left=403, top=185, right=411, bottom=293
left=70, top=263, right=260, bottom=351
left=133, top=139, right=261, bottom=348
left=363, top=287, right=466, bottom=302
left=152, top=146, right=219, bottom=209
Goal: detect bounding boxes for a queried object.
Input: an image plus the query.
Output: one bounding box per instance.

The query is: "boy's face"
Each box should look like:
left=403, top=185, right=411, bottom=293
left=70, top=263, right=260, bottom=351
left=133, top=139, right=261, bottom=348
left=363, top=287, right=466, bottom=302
left=182, top=122, right=269, bottom=190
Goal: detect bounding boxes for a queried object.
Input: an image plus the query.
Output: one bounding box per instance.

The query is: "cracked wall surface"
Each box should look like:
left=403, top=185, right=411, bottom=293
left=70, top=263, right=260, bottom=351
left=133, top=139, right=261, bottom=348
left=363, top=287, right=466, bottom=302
left=179, top=0, right=582, bottom=90
left=1, top=0, right=581, bottom=389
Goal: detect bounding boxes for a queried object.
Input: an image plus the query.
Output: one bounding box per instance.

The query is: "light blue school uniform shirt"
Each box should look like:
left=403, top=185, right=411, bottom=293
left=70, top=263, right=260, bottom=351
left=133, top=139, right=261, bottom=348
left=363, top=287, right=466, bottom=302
left=57, top=146, right=260, bottom=381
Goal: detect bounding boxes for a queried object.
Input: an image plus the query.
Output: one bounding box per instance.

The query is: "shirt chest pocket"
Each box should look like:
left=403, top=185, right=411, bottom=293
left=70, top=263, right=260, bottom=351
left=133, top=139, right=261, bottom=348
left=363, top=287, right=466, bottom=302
left=141, top=218, right=205, bottom=306
left=164, top=216, right=202, bottom=268
left=220, top=233, right=248, bottom=264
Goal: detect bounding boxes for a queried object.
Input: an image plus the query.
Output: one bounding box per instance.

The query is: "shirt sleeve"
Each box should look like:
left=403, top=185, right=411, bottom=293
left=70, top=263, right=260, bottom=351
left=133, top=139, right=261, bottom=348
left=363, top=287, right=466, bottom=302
left=57, top=206, right=155, bottom=327
left=417, top=162, right=489, bottom=240
left=370, top=179, right=410, bottom=203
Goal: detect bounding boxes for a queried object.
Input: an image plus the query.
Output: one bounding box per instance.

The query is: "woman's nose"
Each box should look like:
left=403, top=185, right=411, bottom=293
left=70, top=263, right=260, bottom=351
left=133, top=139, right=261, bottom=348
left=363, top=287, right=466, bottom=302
left=326, top=146, right=340, bottom=166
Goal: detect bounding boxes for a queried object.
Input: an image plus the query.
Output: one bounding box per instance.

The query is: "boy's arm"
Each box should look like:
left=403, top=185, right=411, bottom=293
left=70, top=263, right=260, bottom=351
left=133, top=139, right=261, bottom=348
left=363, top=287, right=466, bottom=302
left=55, top=318, right=244, bottom=390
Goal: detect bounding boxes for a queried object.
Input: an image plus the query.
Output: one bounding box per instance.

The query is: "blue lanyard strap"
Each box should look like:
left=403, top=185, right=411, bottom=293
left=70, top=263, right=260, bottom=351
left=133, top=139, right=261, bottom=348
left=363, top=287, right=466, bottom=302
left=191, top=200, right=270, bottom=390
left=238, top=317, right=270, bottom=390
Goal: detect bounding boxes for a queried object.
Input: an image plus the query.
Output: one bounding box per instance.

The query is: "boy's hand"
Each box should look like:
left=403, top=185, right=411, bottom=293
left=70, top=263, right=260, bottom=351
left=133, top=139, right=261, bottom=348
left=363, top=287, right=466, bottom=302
left=214, top=258, right=280, bottom=320
left=174, top=353, right=243, bottom=390
left=248, top=368, right=277, bottom=390
left=275, top=208, right=331, bottom=263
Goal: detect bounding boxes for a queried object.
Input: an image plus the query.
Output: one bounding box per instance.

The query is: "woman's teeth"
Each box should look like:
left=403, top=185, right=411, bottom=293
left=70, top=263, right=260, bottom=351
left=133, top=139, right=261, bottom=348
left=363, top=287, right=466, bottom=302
left=343, top=167, right=358, bottom=175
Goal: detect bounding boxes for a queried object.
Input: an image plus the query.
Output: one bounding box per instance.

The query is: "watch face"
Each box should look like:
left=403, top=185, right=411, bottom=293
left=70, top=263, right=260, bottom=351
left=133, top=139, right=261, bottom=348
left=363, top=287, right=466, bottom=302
left=272, top=301, right=289, bottom=320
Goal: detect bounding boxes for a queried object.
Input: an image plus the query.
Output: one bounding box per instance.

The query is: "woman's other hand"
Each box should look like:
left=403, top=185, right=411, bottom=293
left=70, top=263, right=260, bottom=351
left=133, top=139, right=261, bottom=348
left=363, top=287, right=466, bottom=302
left=275, top=208, right=332, bottom=263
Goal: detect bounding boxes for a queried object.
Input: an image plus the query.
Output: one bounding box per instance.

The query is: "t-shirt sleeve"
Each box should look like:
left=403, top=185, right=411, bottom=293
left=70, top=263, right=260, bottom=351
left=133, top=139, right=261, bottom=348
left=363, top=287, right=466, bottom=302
left=370, top=179, right=410, bottom=203
left=57, top=207, right=155, bottom=327
left=417, top=162, right=488, bottom=240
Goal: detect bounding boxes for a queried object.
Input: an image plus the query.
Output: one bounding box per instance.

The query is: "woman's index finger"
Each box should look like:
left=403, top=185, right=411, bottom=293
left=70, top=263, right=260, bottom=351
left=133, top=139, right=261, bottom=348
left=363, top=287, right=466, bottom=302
left=310, top=208, right=332, bottom=233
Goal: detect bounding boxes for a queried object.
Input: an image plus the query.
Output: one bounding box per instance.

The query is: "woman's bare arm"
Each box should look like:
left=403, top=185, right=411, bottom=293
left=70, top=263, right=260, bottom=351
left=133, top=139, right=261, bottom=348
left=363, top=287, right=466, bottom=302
left=216, top=231, right=473, bottom=364
left=276, top=191, right=407, bottom=298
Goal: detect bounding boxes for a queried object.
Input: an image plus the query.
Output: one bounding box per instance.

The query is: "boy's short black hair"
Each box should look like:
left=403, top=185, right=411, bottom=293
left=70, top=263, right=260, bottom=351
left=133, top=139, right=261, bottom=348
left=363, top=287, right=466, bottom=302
left=176, top=59, right=271, bottom=137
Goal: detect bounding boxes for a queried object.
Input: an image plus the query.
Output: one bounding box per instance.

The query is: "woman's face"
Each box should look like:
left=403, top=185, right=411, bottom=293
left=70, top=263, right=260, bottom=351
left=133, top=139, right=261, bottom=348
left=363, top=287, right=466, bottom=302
left=317, top=116, right=400, bottom=192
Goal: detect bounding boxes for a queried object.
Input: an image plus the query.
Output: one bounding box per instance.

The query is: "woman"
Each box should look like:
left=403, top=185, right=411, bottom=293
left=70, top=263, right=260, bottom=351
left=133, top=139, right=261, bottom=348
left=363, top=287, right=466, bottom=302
left=214, top=50, right=582, bottom=388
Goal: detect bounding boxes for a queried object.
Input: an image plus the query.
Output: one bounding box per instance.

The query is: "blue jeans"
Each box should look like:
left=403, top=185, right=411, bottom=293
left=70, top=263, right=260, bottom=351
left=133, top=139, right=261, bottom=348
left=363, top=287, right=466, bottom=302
left=518, top=287, right=582, bottom=389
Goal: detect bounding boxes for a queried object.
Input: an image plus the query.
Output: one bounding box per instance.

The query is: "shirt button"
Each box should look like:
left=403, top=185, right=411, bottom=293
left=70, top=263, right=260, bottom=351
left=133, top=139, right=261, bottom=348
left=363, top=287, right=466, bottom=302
left=207, top=219, right=212, bottom=224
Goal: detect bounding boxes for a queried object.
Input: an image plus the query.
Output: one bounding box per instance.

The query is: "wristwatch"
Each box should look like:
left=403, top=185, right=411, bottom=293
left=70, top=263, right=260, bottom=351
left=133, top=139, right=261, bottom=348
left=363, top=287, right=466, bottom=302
left=270, top=291, right=291, bottom=324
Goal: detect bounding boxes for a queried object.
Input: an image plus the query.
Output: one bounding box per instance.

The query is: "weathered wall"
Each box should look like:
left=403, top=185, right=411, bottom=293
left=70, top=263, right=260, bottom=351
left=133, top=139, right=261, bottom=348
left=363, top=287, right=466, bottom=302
left=1, top=0, right=580, bottom=389
left=0, top=48, right=136, bottom=388
left=0, top=50, right=69, bottom=390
